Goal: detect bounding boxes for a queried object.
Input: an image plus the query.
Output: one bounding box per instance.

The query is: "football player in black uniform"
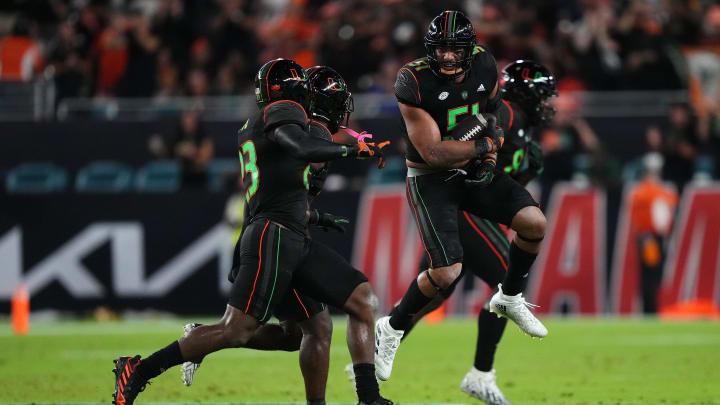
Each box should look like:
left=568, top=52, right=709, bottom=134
left=374, top=11, right=549, bottom=382
left=387, top=60, right=557, bottom=405
left=111, top=58, right=392, bottom=405
left=179, top=65, right=357, bottom=402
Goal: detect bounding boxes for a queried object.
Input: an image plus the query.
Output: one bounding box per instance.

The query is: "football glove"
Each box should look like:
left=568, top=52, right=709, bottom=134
left=308, top=210, right=350, bottom=233
left=349, top=141, right=390, bottom=169
left=527, top=139, right=544, bottom=175
left=472, top=114, right=504, bottom=155
left=308, top=165, right=328, bottom=197
left=465, top=154, right=497, bottom=188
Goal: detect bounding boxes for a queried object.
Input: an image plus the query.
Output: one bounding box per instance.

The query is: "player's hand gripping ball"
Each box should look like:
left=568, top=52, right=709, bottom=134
left=451, top=113, right=504, bottom=155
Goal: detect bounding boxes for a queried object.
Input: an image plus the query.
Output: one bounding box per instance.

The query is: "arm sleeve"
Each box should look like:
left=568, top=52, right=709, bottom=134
left=263, top=100, right=309, bottom=132
left=268, top=123, right=354, bottom=163
left=394, top=68, right=422, bottom=107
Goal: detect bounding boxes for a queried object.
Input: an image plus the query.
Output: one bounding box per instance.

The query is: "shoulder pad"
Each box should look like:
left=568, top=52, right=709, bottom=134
left=263, top=100, right=308, bottom=132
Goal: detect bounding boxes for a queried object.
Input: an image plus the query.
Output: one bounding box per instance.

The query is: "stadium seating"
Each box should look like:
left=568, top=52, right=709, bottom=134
left=207, top=158, right=239, bottom=192
left=75, top=161, right=133, bottom=193
left=5, top=162, right=68, bottom=193
left=135, top=160, right=181, bottom=193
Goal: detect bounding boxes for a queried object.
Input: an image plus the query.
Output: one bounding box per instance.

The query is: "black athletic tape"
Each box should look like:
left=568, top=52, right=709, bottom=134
left=517, top=233, right=545, bottom=243
left=441, top=270, right=464, bottom=298
left=424, top=270, right=443, bottom=293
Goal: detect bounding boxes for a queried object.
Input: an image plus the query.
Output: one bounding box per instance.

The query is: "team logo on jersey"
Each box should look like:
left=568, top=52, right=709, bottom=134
left=477, top=84, right=486, bottom=92
left=461, top=90, right=468, bottom=100
left=438, top=91, right=449, bottom=100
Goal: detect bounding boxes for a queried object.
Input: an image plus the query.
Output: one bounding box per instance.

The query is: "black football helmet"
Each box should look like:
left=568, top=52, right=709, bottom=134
left=424, top=10, right=477, bottom=79
left=306, top=65, right=354, bottom=133
left=254, top=58, right=311, bottom=110
left=501, top=60, right=558, bottom=125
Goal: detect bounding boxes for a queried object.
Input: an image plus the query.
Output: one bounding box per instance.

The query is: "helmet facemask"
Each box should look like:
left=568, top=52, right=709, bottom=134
left=425, top=40, right=475, bottom=79
left=424, top=11, right=477, bottom=80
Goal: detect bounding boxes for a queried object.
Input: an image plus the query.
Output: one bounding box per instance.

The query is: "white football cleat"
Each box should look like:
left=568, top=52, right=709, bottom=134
left=489, top=284, right=547, bottom=338
left=460, top=367, right=513, bottom=405
left=373, top=316, right=403, bottom=381
left=181, top=323, right=201, bottom=386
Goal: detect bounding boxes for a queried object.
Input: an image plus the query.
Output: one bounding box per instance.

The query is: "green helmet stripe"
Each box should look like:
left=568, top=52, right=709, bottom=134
left=451, top=11, right=457, bottom=38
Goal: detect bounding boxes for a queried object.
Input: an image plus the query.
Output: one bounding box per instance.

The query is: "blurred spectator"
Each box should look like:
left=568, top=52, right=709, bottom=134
left=118, top=10, right=160, bottom=97
left=210, top=0, right=259, bottom=79
left=571, top=0, right=622, bottom=90
left=150, top=109, right=214, bottom=187
left=659, top=103, right=701, bottom=192
left=0, top=16, right=43, bottom=81
left=614, top=0, right=683, bottom=90
left=186, top=68, right=209, bottom=98
left=628, top=153, right=678, bottom=314
left=46, top=20, right=89, bottom=102
left=539, top=92, right=605, bottom=205
left=152, top=0, right=193, bottom=74
left=154, top=48, right=182, bottom=100
left=94, top=13, right=128, bottom=95
left=213, top=63, right=239, bottom=95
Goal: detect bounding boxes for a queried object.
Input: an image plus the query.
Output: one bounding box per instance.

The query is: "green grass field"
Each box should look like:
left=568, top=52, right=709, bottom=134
left=1, top=317, right=719, bottom=405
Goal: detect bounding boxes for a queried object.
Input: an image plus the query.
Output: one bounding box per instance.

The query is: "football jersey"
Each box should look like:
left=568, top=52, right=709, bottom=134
left=237, top=100, right=313, bottom=235
left=394, top=46, right=499, bottom=164
left=495, top=99, right=535, bottom=180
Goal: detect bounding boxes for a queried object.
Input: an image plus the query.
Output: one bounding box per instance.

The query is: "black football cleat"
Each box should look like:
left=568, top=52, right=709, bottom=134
left=358, top=397, right=393, bottom=405
left=112, top=355, right=149, bottom=405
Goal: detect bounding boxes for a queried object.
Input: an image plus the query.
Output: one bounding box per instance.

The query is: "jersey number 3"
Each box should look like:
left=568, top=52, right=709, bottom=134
left=239, top=141, right=259, bottom=202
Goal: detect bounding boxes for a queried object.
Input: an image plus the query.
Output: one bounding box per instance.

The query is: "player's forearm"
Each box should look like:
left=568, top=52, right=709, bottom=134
left=422, top=140, right=478, bottom=169
left=271, top=124, right=352, bottom=162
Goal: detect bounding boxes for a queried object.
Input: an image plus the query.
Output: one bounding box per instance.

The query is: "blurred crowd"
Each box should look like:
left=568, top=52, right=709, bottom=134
left=0, top=0, right=717, bottom=101
left=0, top=0, right=719, bottom=191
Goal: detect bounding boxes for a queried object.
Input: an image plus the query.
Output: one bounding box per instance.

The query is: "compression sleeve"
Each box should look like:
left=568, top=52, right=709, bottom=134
left=268, top=123, right=353, bottom=163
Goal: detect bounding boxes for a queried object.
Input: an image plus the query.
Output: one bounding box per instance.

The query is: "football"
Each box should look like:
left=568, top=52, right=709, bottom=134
left=450, top=113, right=495, bottom=141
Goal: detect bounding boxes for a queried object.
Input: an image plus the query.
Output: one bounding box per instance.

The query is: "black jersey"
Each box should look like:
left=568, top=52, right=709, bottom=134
left=237, top=100, right=313, bottom=235
left=495, top=99, right=537, bottom=182
left=394, top=46, right=499, bottom=164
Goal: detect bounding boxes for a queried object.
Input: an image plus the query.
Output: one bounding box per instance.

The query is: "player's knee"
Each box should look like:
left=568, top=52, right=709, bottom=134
left=302, top=311, right=332, bottom=346
left=428, top=262, right=462, bottom=289
left=344, top=282, right=377, bottom=322
left=513, top=206, right=546, bottom=239
left=221, top=321, right=257, bottom=348
left=280, top=321, right=304, bottom=351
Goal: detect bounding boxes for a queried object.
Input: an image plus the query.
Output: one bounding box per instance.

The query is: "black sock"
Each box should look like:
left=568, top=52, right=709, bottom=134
left=474, top=308, right=508, bottom=371
left=388, top=305, right=415, bottom=341
left=353, top=363, right=380, bottom=404
left=502, top=242, right=537, bottom=296
left=136, top=341, right=183, bottom=380
left=307, top=399, right=326, bottom=405
left=388, top=278, right=433, bottom=331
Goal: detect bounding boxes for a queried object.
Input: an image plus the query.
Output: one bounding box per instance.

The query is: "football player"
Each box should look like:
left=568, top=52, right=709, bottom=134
left=375, top=10, right=549, bottom=385
left=180, top=65, right=358, bottom=405
left=395, top=60, right=557, bottom=405
left=111, top=58, right=392, bottom=405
